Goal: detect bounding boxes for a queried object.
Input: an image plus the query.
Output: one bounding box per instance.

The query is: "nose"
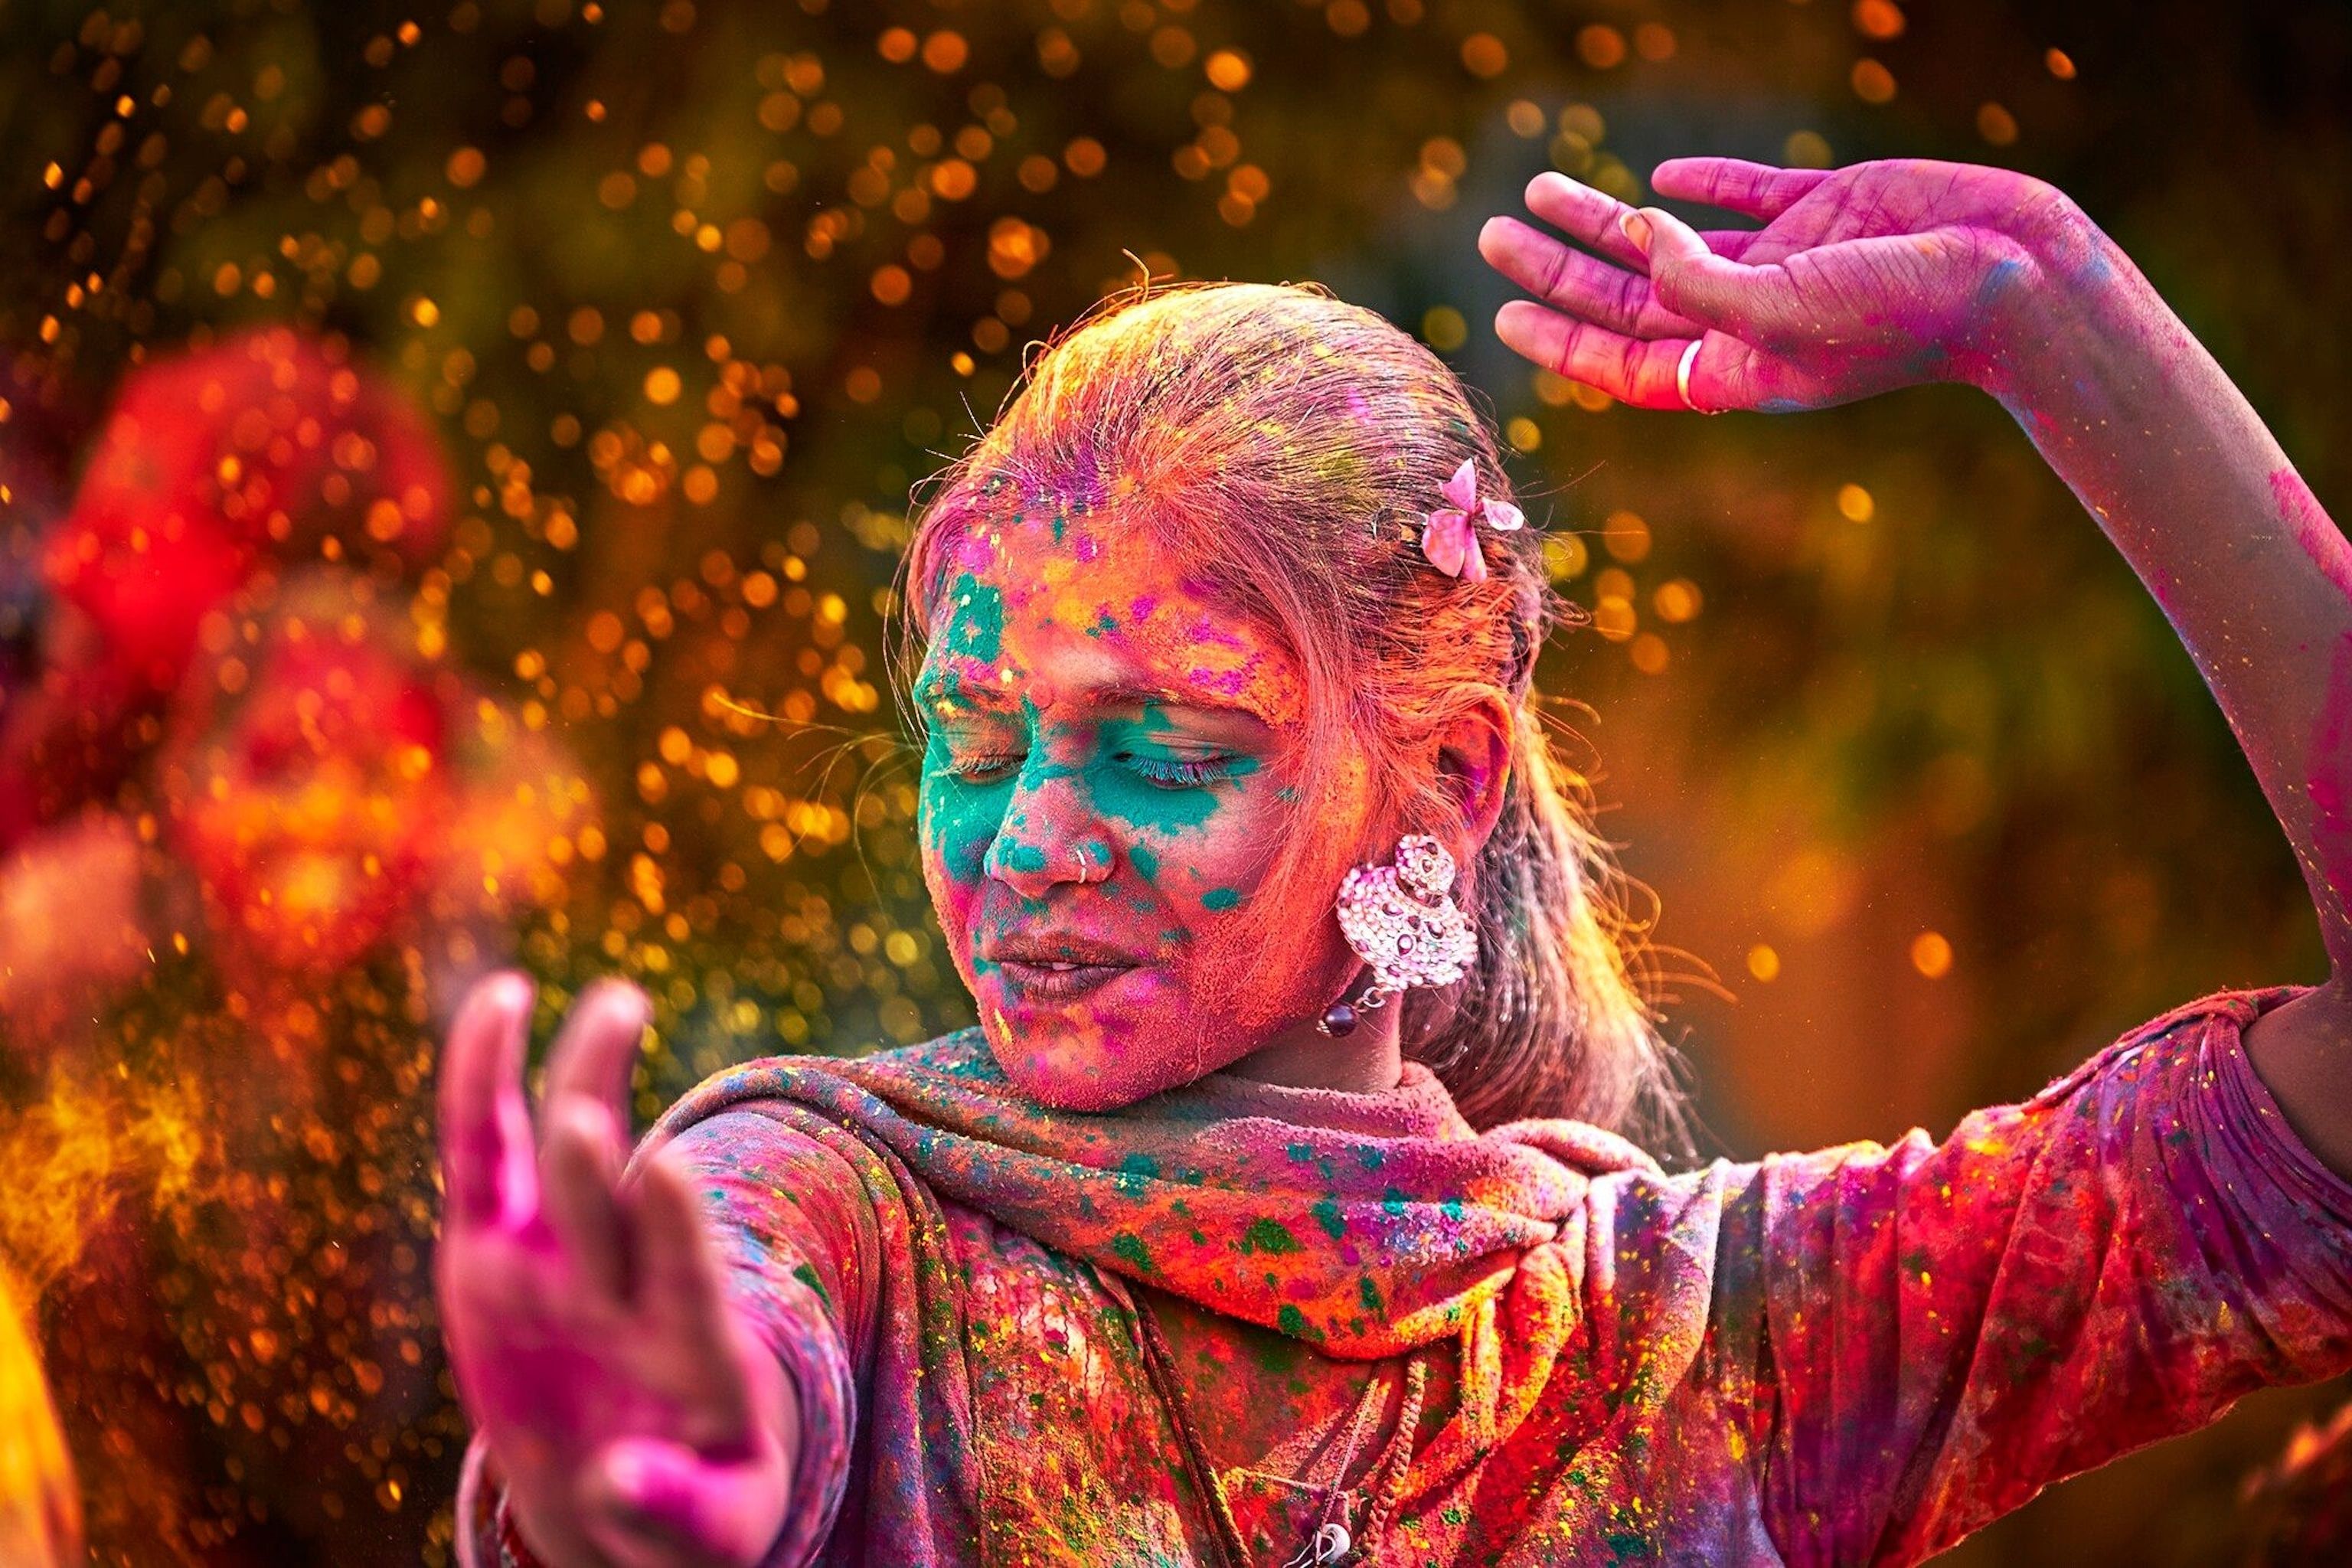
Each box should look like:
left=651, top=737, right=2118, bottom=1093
left=984, top=769, right=1118, bottom=899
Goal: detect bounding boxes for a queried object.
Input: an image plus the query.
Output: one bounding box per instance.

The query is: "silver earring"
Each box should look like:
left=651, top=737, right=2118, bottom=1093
left=1316, top=834, right=1476, bottom=1037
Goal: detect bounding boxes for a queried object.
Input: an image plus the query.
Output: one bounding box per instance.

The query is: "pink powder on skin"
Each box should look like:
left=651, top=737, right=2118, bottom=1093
left=916, top=508, right=1361, bottom=1112
left=2306, top=632, right=2352, bottom=929
left=2272, top=468, right=2352, bottom=605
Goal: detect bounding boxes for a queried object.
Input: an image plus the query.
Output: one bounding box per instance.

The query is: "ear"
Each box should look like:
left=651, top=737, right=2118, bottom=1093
left=1435, top=692, right=1514, bottom=849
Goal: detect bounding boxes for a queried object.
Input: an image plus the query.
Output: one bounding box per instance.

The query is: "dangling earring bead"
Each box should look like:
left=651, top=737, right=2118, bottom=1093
left=1315, top=834, right=1477, bottom=1037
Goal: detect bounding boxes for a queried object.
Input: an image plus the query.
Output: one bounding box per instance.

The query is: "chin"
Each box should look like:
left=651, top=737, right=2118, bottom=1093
left=982, top=1018, right=1231, bottom=1112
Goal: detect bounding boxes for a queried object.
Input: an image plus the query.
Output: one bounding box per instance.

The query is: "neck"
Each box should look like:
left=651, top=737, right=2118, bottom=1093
left=1220, top=986, right=1405, bottom=1094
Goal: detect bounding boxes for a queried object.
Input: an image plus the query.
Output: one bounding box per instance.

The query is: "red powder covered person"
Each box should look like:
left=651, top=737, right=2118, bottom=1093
left=10, top=567, right=599, bottom=1560
left=0, top=329, right=452, bottom=1055
left=436, top=156, right=2352, bottom=1566
left=163, top=574, right=456, bottom=986
left=0, top=325, right=452, bottom=855
left=148, top=564, right=598, bottom=1028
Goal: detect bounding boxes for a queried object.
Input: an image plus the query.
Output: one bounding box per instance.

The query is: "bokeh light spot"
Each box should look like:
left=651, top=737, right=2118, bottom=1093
left=1910, top=931, right=1955, bottom=978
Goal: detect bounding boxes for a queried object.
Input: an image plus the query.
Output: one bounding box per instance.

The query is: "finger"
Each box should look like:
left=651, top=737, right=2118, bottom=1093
left=1621, top=206, right=1803, bottom=335
left=1514, top=175, right=1777, bottom=270
left=540, top=976, right=652, bottom=1142
left=541, top=1095, right=632, bottom=1300
left=1650, top=157, right=1831, bottom=220
left=1479, top=216, right=1701, bottom=338
left=1521, top=172, right=1651, bottom=271
left=583, top=1438, right=787, bottom=1568
left=438, top=970, right=541, bottom=1228
left=1493, top=302, right=1694, bottom=410
left=622, top=1149, right=754, bottom=1432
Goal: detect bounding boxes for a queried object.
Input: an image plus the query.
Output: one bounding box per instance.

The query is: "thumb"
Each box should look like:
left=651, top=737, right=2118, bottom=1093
left=1619, top=205, right=1782, bottom=332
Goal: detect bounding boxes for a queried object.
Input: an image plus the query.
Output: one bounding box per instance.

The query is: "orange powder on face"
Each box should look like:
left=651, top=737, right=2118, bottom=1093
left=957, top=508, right=1312, bottom=734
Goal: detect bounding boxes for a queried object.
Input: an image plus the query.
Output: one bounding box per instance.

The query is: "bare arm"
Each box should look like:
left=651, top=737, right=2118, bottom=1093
left=1980, top=243, right=2352, bottom=1174
left=1479, top=156, right=2352, bottom=1174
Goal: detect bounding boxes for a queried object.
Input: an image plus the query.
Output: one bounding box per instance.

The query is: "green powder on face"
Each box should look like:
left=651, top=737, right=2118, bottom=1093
left=940, top=571, right=1005, bottom=663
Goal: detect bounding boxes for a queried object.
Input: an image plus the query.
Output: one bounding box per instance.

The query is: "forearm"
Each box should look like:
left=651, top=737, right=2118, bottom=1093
left=649, top=1109, right=874, bottom=1563
left=1978, top=224, right=2352, bottom=966
left=1976, top=220, right=2352, bottom=1171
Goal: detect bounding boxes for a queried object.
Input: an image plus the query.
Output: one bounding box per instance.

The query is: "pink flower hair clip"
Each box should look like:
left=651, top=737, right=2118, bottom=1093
left=1419, top=459, right=1523, bottom=583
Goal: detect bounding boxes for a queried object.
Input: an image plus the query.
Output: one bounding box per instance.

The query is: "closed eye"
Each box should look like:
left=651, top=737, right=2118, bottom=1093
left=1122, top=752, right=1236, bottom=788
left=936, top=752, right=1021, bottom=784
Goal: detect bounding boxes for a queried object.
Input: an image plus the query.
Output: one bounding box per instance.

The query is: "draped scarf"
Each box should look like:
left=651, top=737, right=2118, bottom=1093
left=631, top=1028, right=1661, bottom=1565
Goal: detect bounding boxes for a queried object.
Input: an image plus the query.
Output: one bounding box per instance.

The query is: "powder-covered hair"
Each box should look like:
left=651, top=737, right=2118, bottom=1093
left=893, top=280, right=1687, bottom=1148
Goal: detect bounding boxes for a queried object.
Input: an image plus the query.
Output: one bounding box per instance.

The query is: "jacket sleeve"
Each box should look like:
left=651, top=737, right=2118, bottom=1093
left=1737, top=985, right=2352, bottom=1566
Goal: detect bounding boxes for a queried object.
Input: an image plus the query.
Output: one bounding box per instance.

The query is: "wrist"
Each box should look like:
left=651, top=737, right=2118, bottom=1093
left=1958, top=198, right=2167, bottom=407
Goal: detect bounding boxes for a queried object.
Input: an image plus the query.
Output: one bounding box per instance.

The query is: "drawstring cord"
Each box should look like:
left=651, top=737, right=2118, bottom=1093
left=1131, top=1285, right=1429, bottom=1566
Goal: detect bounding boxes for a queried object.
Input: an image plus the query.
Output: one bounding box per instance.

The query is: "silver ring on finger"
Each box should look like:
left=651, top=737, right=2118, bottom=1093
left=1675, top=338, right=1711, bottom=413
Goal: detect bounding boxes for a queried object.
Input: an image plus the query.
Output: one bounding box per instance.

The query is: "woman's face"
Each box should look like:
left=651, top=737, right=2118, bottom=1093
left=914, top=505, right=1373, bottom=1109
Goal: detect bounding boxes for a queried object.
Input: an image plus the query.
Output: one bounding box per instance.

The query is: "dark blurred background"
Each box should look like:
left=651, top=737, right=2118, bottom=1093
left=0, top=0, right=2347, bottom=1563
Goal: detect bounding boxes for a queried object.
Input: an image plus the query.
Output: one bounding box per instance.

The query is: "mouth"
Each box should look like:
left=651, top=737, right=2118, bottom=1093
left=985, top=952, right=1144, bottom=1003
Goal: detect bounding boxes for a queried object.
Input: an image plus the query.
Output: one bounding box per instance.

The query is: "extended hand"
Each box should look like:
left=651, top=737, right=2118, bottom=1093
left=436, top=973, right=795, bottom=1568
left=1480, top=156, right=2093, bottom=410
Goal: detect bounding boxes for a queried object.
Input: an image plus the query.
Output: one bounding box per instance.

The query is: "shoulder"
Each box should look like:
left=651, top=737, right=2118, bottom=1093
left=2014, top=981, right=2314, bottom=1112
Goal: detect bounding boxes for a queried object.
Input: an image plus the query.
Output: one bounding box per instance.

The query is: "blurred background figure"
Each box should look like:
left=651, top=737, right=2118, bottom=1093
left=0, top=325, right=462, bottom=1057
left=162, top=565, right=596, bottom=1038
left=0, top=328, right=590, bottom=1560
left=1, top=325, right=452, bottom=858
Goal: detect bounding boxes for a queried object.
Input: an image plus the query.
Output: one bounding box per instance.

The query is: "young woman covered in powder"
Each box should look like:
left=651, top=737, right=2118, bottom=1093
left=436, top=155, right=2352, bottom=1567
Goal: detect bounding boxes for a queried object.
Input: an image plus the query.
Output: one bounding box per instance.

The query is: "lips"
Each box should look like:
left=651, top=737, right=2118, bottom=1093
left=981, top=935, right=1142, bottom=968
left=983, top=930, right=1148, bottom=1006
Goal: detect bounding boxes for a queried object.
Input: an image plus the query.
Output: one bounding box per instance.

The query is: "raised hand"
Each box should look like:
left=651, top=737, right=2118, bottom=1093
left=1479, top=156, right=2094, bottom=411
left=436, top=972, right=795, bottom=1568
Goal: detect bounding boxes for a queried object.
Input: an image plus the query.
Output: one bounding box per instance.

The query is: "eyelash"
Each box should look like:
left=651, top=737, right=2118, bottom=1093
left=942, top=755, right=1021, bottom=785
left=1131, top=754, right=1230, bottom=787
left=941, top=752, right=1233, bottom=788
